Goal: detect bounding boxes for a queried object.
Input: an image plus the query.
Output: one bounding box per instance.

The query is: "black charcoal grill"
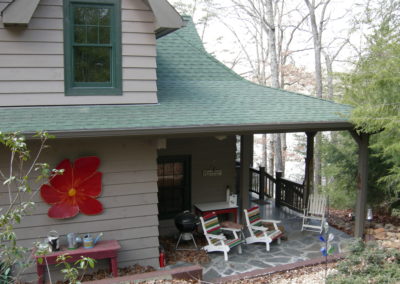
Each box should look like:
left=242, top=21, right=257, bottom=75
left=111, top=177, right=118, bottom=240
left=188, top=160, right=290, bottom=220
left=174, top=211, right=199, bottom=250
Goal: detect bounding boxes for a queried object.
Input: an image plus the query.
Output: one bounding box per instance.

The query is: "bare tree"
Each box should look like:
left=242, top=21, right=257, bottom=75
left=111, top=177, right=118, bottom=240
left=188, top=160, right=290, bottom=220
left=225, top=0, right=310, bottom=176
left=303, top=0, right=332, bottom=189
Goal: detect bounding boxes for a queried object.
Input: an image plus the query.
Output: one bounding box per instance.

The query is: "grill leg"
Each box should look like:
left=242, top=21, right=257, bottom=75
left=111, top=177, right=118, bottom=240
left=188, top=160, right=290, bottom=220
left=190, top=233, right=198, bottom=250
left=175, top=233, right=183, bottom=250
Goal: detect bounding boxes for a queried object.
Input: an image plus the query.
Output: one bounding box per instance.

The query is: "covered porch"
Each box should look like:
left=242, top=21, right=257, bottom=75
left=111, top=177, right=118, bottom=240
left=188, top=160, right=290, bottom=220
left=157, top=129, right=364, bottom=280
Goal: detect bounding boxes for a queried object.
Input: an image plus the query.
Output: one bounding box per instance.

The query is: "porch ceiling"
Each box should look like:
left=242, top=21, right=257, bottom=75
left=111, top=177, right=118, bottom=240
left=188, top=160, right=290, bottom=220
left=0, top=17, right=353, bottom=138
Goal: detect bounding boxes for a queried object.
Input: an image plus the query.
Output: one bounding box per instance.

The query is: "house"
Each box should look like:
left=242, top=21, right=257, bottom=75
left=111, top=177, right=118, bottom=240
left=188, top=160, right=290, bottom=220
left=0, top=0, right=368, bottom=281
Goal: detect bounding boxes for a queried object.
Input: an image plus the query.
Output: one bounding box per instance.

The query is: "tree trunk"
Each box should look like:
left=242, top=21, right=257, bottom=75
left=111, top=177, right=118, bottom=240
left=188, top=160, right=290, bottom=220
left=265, top=0, right=280, bottom=89
left=304, top=0, right=331, bottom=188
left=274, top=134, right=283, bottom=173
left=304, top=0, right=324, bottom=99
left=324, top=52, right=334, bottom=101
left=281, top=133, right=287, bottom=174
left=268, top=135, right=275, bottom=175
left=265, top=0, right=284, bottom=175
left=314, top=133, right=322, bottom=190
left=262, top=134, right=268, bottom=168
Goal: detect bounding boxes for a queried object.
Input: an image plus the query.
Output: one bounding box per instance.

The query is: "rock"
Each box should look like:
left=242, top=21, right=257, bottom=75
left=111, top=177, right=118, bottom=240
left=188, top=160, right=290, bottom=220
left=366, top=228, right=374, bottom=235
left=374, top=223, right=384, bottom=229
left=374, top=228, right=385, bottom=234
left=384, top=223, right=396, bottom=231
left=382, top=240, right=400, bottom=249
left=386, top=232, right=398, bottom=238
left=374, top=232, right=386, bottom=240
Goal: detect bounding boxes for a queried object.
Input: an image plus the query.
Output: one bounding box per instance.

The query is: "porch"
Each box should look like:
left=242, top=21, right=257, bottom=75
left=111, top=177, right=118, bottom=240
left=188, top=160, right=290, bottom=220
left=163, top=197, right=353, bottom=281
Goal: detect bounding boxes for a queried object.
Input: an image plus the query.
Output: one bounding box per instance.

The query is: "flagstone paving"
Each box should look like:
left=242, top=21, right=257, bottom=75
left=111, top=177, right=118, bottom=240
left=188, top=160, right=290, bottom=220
left=165, top=200, right=353, bottom=282
left=200, top=203, right=353, bottom=281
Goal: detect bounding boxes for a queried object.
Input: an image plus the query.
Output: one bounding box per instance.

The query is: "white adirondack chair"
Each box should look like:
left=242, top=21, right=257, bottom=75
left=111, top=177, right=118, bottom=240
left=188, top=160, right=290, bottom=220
left=243, top=206, right=283, bottom=252
left=200, top=212, right=243, bottom=261
left=301, top=194, right=327, bottom=233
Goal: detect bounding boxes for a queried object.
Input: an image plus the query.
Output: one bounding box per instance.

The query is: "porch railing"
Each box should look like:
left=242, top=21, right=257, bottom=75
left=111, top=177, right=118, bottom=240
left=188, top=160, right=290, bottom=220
left=275, top=172, right=305, bottom=213
left=249, top=167, right=275, bottom=199
left=249, top=167, right=305, bottom=213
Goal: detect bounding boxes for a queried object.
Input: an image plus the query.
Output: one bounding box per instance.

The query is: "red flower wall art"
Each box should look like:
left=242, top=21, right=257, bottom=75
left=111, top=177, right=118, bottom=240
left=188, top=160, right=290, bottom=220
left=40, top=156, right=103, bottom=219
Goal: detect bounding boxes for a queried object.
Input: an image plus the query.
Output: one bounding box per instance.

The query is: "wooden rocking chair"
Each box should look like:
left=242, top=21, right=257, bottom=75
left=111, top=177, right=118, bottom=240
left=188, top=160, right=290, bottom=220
left=301, top=194, right=327, bottom=233
left=244, top=206, right=283, bottom=252
left=200, top=212, right=243, bottom=261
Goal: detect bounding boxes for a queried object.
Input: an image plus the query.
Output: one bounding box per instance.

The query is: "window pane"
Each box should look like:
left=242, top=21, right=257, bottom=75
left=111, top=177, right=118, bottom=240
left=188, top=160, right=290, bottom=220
left=74, top=7, right=86, bottom=25
left=74, top=26, right=86, bottom=43
left=99, top=8, right=111, bottom=25
left=99, top=27, right=110, bottom=44
left=86, top=7, right=99, bottom=25
left=74, top=46, right=110, bottom=83
left=87, top=26, right=98, bottom=43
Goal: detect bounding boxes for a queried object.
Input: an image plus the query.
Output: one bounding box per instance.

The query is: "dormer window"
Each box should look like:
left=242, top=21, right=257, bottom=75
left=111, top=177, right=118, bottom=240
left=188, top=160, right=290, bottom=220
left=64, top=0, right=122, bottom=96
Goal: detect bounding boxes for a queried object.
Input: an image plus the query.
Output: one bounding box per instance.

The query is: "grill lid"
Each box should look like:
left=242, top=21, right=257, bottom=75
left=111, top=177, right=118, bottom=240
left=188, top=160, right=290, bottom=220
left=174, top=211, right=199, bottom=232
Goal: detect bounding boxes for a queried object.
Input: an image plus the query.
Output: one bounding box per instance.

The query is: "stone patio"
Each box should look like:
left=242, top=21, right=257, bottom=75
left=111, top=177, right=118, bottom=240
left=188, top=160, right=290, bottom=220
left=163, top=199, right=353, bottom=282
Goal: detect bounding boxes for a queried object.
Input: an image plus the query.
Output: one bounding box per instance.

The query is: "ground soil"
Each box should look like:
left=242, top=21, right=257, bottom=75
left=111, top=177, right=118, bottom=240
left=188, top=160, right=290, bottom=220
left=328, top=208, right=400, bottom=236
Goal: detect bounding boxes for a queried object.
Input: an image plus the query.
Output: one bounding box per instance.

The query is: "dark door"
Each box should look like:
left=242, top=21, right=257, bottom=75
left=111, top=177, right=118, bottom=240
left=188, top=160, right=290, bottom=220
left=157, top=156, right=191, bottom=219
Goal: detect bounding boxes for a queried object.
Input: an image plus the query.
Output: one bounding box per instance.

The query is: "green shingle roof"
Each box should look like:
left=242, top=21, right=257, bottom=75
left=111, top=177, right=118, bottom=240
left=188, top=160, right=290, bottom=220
left=0, top=18, right=352, bottom=136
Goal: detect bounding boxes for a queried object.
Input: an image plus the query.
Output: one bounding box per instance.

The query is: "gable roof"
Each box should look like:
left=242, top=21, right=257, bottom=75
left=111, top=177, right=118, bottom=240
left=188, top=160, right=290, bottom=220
left=0, top=18, right=352, bottom=137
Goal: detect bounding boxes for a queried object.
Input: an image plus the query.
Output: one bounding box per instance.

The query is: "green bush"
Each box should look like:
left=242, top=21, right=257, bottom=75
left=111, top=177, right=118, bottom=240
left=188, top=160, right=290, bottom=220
left=321, top=132, right=394, bottom=210
left=327, top=239, right=400, bottom=284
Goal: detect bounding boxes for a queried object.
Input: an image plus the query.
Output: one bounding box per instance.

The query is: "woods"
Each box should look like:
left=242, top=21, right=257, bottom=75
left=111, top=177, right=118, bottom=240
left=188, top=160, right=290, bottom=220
left=169, top=0, right=400, bottom=212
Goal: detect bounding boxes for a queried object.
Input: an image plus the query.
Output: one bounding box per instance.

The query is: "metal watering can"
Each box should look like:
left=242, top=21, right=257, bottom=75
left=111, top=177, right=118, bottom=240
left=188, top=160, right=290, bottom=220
left=83, top=232, right=103, bottom=249
left=67, top=232, right=82, bottom=250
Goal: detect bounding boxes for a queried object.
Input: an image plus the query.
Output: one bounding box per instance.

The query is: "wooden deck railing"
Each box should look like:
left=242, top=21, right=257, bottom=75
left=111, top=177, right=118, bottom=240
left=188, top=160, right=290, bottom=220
left=249, top=167, right=305, bottom=213
left=249, top=167, right=275, bottom=199
left=275, top=172, right=305, bottom=213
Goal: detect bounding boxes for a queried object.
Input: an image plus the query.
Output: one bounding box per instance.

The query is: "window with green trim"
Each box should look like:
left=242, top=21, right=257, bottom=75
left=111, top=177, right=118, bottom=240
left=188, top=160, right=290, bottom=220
left=64, top=0, right=121, bottom=96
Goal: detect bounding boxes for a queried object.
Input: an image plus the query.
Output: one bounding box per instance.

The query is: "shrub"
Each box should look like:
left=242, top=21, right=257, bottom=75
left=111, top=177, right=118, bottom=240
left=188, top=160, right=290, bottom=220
left=327, top=239, right=400, bottom=284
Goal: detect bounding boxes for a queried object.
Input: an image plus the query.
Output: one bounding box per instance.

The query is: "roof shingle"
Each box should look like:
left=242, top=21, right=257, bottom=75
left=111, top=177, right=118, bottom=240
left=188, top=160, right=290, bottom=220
left=0, top=17, right=352, bottom=136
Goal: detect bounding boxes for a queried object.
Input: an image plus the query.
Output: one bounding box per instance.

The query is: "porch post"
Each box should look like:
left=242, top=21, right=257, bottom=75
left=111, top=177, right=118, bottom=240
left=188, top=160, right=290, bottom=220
left=259, top=166, right=265, bottom=200
left=304, top=132, right=316, bottom=209
left=239, top=134, right=253, bottom=220
left=275, top=171, right=282, bottom=207
left=350, top=131, right=370, bottom=238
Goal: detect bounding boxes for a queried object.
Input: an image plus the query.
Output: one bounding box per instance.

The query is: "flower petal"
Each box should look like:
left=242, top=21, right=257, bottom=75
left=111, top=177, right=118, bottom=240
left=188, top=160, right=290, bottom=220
left=48, top=202, right=79, bottom=219
left=40, top=184, right=63, bottom=204
left=77, top=196, right=103, bottom=215
left=50, top=159, right=73, bottom=192
left=77, top=172, right=102, bottom=197
left=73, top=157, right=100, bottom=186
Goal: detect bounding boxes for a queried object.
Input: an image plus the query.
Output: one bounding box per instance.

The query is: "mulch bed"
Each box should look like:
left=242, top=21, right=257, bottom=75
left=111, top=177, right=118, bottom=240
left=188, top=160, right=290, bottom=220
left=54, top=264, right=157, bottom=283
left=159, top=234, right=211, bottom=266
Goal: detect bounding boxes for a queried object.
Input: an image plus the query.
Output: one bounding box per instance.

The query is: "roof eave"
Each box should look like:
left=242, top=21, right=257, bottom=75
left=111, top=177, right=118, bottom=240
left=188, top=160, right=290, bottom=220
left=146, top=0, right=184, bottom=38
left=22, top=121, right=354, bottom=139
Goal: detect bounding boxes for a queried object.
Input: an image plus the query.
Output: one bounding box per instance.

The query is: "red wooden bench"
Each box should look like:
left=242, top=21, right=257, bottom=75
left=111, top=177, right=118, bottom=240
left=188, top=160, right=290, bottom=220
left=34, top=240, right=121, bottom=284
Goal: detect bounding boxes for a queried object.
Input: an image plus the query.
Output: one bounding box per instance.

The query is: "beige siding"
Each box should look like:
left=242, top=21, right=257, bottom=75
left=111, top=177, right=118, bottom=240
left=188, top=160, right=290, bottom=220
left=0, top=136, right=160, bottom=281
left=0, top=0, right=158, bottom=106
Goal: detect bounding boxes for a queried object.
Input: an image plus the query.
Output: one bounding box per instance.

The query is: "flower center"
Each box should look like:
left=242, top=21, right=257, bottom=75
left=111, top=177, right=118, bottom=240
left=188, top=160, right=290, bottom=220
left=68, top=188, right=77, bottom=197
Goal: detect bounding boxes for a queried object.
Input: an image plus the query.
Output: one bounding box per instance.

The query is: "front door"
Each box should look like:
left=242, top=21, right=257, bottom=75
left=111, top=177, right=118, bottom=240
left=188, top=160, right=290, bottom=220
left=157, top=156, right=191, bottom=219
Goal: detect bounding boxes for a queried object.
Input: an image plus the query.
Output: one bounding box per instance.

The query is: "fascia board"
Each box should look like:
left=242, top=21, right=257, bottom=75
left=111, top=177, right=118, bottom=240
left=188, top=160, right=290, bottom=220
left=21, top=121, right=354, bottom=139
